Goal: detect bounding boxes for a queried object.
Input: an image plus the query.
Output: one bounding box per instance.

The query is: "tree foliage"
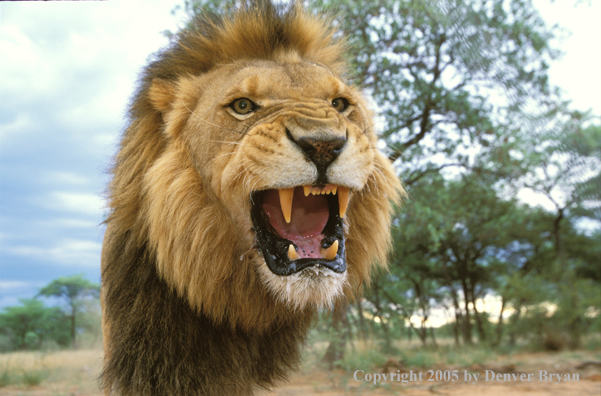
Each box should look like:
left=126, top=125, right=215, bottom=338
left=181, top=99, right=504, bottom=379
left=38, top=274, right=100, bottom=349
left=0, top=275, right=100, bottom=352
left=0, top=299, right=69, bottom=351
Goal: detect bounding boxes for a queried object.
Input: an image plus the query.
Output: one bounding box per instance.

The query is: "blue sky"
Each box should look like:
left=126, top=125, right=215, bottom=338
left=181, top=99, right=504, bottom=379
left=0, top=0, right=186, bottom=307
left=0, top=0, right=600, bottom=309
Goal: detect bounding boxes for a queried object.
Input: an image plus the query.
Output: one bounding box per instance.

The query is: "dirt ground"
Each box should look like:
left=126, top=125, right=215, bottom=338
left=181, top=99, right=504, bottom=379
left=265, top=368, right=601, bottom=396
left=1, top=350, right=600, bottom=395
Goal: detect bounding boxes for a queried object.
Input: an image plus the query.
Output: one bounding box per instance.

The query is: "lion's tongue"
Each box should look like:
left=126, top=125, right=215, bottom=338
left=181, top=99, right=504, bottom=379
left=262, top=188, right=329, bottom=258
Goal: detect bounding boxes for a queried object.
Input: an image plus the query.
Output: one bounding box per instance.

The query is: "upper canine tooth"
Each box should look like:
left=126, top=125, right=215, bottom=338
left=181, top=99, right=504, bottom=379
left=320, top=240, right=339, bottom=260
left=303, top=185, right=311, bottom=196
left=278, top=188, right=294, bottom=223
left=338, top=187, right=350, bottom=218
left=288, top=244, right=300, bottom=260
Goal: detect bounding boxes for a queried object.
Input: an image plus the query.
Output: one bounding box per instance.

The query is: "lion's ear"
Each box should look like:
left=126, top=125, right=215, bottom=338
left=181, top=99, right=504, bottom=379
left=148, top=78, right=176, bottom=114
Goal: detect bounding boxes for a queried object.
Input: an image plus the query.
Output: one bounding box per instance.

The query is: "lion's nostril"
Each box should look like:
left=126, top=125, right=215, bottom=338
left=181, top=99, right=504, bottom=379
left=292, top=134, right=346, bottom=173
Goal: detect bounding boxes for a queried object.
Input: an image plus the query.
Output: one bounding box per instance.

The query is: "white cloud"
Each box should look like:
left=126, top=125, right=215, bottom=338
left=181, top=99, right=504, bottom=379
left=0, top=281, right=47, bottom=308
left=533, top=0, right=601, bottom=116
left=48, top=191, right=106, bottom=216
left=44, top=171, right=91, bottom=186
left=0, top=281, right=38, bottom=292
left=55, top=218, right=101, bottom=229
left=5, top=239, right=102, bottom=267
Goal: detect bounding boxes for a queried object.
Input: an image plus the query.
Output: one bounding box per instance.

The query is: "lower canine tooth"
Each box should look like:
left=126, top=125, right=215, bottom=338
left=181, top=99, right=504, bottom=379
left=320, top=240, right=339, bottom=260
left=338, top=187, right=350, bottom=218
left=288, top=244, right=300, bottom=260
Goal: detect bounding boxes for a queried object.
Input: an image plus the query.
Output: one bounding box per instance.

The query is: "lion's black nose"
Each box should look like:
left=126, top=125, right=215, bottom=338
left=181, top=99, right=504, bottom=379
left=291, top=133, right=346, bottom=173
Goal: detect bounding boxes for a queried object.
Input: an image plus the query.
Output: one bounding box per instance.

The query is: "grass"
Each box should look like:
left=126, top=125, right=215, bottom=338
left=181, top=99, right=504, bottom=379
left=0, top=349, right=103, bottom=393
left=0, top=363, right=12, bottom=387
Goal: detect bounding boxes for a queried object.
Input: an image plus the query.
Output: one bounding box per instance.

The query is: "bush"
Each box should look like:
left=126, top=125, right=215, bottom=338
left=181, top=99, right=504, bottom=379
left=0, top=364, right=12, bottom=387
left=543, top=333, right=566, bottom=351
left=21, top=368, right=50, bottom=386
left=0, top=334, right=13, bottom=353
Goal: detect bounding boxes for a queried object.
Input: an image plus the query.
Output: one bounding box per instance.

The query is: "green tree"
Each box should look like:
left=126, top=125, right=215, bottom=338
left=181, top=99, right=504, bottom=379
left=37, top=275, right=100, bottom=349
left=0, top=299, right=68, bottom=351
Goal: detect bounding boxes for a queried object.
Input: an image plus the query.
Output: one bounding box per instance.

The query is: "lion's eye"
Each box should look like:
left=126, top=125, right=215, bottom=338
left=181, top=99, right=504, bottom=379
left=230, top=98, right=255, bottom=115
left=331, top=98, right=349, bottom=112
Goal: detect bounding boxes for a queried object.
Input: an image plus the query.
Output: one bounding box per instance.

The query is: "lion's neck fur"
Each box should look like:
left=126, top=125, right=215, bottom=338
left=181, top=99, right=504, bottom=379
left=101, top=230, right=312, bottom=395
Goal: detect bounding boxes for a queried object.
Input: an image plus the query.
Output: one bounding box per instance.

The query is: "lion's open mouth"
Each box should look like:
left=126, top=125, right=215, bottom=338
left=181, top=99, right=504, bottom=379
left=250, top=185, right=349, bottom=276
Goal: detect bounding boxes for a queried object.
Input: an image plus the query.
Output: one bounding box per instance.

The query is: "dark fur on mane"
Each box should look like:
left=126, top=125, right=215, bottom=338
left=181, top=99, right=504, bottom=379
left=101, top=229, right=311, bottom=395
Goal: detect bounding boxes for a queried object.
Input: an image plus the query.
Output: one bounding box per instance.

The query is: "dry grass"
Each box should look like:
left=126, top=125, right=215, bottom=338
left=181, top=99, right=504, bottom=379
left=0, top=349, right=103, bottom=395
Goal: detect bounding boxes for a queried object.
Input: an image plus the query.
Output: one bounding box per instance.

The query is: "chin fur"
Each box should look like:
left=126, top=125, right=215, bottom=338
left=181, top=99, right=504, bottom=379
left=256, top=259, right=348, bottom=311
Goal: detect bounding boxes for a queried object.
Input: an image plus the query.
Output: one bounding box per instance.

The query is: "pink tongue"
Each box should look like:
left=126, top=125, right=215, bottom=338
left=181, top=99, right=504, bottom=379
left=261, top=188, right=329, bottom=258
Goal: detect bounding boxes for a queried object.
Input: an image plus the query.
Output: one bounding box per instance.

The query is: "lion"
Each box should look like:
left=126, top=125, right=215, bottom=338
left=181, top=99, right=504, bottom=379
left=101, top=1, right=404, bottom=395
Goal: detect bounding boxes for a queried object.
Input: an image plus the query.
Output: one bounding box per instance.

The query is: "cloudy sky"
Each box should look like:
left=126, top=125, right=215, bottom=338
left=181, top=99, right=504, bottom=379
left=0, top=0, right=600, bottom=309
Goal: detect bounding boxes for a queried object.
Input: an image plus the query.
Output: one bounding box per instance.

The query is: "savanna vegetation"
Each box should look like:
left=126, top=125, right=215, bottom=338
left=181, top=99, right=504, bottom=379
left=1, top=0, right=599, bottom=393
left=0, top=275, right=101, bottom=353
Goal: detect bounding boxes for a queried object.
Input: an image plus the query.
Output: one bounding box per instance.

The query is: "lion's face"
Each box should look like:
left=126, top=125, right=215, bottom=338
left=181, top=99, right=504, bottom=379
left=143, top=51, right=400, bottom=319
left=189, top=55, right=376, bottom=306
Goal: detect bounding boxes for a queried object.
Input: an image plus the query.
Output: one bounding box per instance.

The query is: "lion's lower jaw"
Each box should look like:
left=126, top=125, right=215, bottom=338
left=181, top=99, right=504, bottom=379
left=257, top=261, right=348, bottom=311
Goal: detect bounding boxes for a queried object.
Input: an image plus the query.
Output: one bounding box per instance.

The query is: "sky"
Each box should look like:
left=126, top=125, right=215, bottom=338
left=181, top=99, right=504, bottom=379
left=0, top=0, right=600, bottom=311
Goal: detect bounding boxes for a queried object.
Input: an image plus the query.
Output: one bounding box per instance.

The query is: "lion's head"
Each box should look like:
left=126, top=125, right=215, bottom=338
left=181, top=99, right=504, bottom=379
left=107, top=1, right=404, bottom=332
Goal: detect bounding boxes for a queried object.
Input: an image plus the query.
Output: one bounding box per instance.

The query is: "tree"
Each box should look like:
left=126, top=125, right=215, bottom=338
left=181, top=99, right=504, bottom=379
left=309, top=0, right=558, bottom=182
left=37, top=275, right=100, bottom=349
left=0, top=299, right=68, bottom=351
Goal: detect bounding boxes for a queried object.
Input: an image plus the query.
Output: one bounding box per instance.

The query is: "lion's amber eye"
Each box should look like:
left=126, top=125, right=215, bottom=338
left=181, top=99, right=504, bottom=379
left=230, top=98, right=255, bottom=115
left=331, top=98, right=349, bottom=112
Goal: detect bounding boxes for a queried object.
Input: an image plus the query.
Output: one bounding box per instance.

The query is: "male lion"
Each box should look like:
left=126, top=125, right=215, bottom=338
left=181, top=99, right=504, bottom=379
left=101, top=1, right=404, bottom=395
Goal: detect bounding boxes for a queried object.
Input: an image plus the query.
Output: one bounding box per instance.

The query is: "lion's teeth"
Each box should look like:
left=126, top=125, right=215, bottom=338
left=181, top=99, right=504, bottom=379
left=320, top=240, right=339, bottom=260
left=288, top=244, right=300, bottom=260
left=303, top=185, right=311, bottom=196
left=332, top=186, right=337, bottom=195
left=338, top=187, right=350, bottom=218
left=278, top=188, right=294, bottom=223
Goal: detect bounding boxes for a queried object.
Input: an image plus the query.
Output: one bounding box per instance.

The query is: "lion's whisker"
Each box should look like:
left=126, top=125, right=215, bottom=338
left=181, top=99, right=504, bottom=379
left=209, top=140, right=249, bottom=146
left=208, top=151, right=237, bottom=166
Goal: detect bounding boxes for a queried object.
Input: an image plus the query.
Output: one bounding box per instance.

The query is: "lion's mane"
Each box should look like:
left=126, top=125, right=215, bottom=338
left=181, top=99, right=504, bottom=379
left=101, top=1, right=404, bottom=395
